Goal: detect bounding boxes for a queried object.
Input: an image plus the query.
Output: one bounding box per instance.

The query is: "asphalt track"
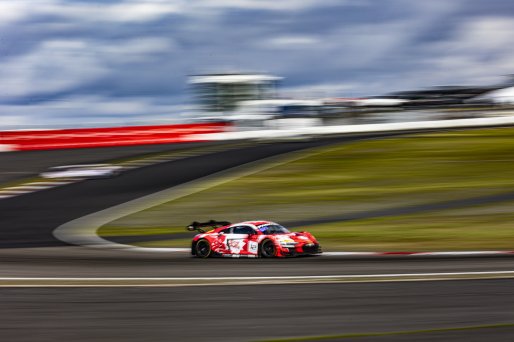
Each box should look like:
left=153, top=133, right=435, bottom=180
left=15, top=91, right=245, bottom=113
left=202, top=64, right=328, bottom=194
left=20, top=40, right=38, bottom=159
left=0, top=141, right=225, bottom=184
left=1, top=132, right=514, bottom=341
left=2, top=279, right=514, bottom=341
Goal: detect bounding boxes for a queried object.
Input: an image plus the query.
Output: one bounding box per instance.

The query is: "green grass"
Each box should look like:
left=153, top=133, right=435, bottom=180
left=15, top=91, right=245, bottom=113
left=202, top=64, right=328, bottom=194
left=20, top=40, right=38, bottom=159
left=299, top=201, right=514, bottom=251
left=111, top=201, right=514, bottom=251
left=99, top=127, right=514, bottom=250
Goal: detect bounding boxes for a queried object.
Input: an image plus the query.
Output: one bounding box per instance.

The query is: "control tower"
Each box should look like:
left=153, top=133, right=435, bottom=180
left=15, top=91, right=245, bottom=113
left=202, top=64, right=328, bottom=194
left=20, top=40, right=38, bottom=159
left=189, top=73, right=282, bottom=114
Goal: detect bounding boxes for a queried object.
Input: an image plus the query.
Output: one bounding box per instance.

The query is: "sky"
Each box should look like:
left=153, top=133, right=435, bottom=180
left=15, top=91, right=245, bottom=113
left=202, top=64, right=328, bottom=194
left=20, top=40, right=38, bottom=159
left=1, top=0, right=514, bottom=128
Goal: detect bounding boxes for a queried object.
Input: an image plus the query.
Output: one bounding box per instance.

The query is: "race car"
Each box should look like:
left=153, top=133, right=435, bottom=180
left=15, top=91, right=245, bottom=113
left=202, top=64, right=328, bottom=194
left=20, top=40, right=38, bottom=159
left=187, top=220, right=322, bottom=258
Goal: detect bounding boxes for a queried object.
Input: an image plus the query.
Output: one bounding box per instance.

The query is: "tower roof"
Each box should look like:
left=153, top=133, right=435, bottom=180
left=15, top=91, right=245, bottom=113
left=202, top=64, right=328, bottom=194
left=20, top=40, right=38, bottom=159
left=189, top=73, right=282, bottom=84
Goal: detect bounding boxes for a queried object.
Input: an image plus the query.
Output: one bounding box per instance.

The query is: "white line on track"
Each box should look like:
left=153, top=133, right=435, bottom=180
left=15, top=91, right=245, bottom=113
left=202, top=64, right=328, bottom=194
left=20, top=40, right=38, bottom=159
left=4, top=271, right=514, bottom=280
left=2, top=270, right=514, bottom=287
left=169, top=270, right=502, bottom=278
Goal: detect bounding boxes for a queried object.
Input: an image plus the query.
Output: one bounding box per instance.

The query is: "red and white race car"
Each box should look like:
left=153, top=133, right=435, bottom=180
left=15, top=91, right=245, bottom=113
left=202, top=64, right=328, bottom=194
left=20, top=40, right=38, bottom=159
left=188, top=220, right=322, bottom=258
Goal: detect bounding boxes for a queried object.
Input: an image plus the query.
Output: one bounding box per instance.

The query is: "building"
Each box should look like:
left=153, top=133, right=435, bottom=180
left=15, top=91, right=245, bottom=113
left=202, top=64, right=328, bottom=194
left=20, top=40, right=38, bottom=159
left=188, top=73, right=282, bottom=114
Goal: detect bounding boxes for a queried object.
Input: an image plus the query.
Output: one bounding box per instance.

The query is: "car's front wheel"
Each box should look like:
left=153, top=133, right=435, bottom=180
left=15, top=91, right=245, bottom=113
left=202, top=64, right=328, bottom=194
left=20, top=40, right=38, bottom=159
left=194, top=239, right=212, bottom=258
left=259, top=239, right=276, bottom=258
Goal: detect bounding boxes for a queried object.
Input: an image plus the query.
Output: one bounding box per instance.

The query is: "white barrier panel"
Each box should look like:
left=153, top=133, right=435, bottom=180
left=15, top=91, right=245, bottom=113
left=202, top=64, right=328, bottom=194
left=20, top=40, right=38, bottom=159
left=192, top=115, right=514, bottom=141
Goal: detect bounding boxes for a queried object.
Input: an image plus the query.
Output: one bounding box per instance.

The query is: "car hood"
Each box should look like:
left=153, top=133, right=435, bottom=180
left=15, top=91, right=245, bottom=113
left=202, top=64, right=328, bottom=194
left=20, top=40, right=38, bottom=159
left=274, top=233, right=316, bottom=245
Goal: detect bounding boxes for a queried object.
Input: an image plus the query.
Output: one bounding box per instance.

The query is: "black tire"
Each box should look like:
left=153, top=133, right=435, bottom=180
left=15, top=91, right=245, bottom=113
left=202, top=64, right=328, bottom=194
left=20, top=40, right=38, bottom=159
left=259, top=239, right=276, bottom=258
left=194, top=239, right=212, bottom=258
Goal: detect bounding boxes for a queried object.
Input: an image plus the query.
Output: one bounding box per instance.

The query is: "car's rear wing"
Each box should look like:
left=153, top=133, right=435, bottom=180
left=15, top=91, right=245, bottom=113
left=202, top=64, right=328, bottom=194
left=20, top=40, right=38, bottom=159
left=186, top=220, right=231, bottom=233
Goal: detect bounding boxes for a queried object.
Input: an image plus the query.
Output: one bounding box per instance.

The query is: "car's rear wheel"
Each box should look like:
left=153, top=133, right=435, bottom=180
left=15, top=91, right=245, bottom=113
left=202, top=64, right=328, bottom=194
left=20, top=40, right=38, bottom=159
left=259, top=239, right=276, bottom=258
left=195, top=239, right=211, bottom=258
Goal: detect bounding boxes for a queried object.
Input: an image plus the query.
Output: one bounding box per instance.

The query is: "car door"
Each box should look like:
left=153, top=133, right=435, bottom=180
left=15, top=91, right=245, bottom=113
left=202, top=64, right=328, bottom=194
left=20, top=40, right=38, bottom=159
left=225, top=225, right=255, bottom=255
left=214, top=227, right=233, bottom=254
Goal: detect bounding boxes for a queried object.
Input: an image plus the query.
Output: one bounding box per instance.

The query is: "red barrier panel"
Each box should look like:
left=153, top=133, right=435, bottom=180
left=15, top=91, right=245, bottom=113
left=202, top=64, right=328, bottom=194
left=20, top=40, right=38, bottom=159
left=0, top=122, right=229, bottom=151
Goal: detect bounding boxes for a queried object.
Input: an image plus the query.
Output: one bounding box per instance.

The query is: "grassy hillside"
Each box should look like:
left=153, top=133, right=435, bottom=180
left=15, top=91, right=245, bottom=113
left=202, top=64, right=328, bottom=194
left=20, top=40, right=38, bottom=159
left=100, top=127, right=514, bottom=251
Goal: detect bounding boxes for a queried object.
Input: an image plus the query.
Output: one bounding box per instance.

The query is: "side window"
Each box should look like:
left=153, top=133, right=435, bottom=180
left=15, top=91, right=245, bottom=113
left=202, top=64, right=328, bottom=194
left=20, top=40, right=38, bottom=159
left=219, top=227, right=232, bottom=234
left=232, top=226, right=255, bottom=235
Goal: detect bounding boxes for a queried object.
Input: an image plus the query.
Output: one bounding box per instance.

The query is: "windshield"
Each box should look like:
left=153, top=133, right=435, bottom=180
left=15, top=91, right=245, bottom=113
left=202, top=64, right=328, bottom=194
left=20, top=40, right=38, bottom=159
left=258, top=224, right=290, bottom=235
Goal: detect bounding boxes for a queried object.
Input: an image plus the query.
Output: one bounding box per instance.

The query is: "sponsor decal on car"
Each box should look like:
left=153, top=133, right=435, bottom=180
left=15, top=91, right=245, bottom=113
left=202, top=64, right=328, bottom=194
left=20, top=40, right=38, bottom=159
left=248, top=241, right=258, bottom=254
left=227, top=239, right=245, bottom=254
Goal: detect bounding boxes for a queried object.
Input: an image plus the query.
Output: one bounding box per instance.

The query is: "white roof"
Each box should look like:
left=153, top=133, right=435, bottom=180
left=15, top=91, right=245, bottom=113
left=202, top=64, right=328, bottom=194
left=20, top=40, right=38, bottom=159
left=482, top=86, right=514, bottom=98
left=473, top=86, right=514, bottom=103
left=189, top=74, right=282, bottom=84
left=237, top=99, right=323, bottom=107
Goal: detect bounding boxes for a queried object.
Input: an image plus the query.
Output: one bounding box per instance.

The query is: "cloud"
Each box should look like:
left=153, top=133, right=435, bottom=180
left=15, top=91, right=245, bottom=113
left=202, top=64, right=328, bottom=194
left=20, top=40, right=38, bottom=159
left=96, top=37, right=176, bottom=63
left=0, top=95, right=193, bottom=129
left=195, top=0, right=346, bottom=12
left=0, top=0, right=350, bottom=27
left=0, top=36, right=179, bottom=99
left=1, top=0, right=514, bottom=127
left=0, top=0, right=181, bottom=25
left=0, top=3, right=29, bottom=26
left=47, top=1, right=182, bottom=23
left=265, top=35, right=320, bottom=48
left=417, top=17, right=514, bottom=85
left=0, top=40, right=108, bottom=98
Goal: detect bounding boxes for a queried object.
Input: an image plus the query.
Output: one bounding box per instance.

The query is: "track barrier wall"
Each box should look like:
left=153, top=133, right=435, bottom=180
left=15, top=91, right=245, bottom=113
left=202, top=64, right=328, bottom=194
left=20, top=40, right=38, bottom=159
left=2, top=115, right=514, bottom=152
left=0, top=122, right=229, bottom=151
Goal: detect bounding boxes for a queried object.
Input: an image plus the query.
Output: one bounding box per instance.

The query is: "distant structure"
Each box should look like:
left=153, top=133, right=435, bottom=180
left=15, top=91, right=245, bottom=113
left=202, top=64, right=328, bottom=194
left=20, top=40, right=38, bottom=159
left=385, top=75, right=514, bottom=107
left=188, top=73, right=282, bottom=114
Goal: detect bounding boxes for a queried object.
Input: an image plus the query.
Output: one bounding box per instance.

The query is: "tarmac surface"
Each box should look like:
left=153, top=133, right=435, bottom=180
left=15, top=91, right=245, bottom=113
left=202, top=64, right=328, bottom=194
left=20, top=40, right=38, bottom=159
left=1, top=132, right=514, bottom=341
left=1, top=247, right=514, bottom=277
left=2, top=279, right=514, bottom=342
left=0, top=141, right=226, bottom=184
